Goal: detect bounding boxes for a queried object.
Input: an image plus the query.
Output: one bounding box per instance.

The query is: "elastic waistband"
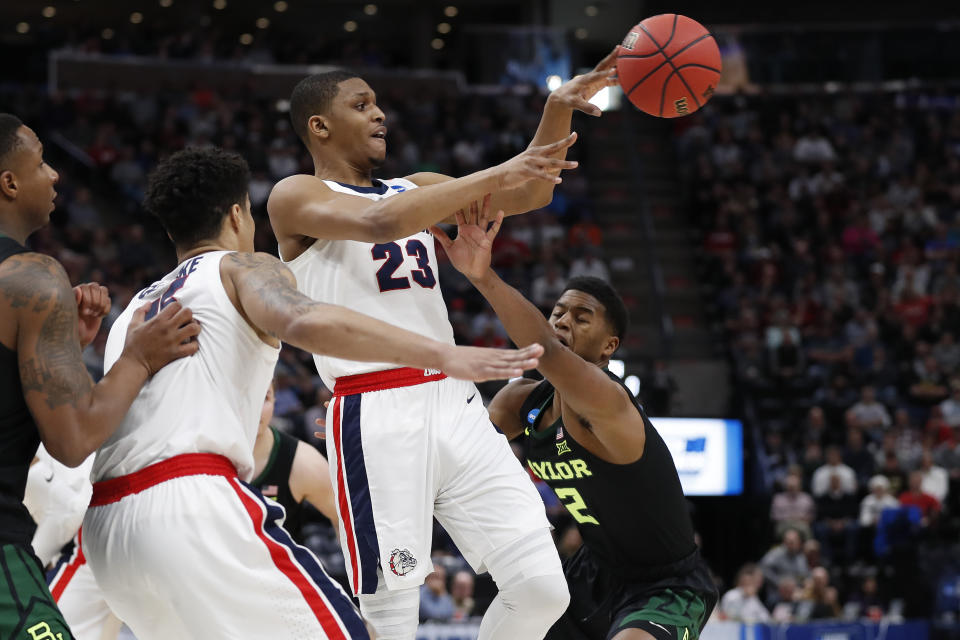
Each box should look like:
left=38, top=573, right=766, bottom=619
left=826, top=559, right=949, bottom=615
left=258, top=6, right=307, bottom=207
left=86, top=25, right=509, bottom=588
left=333, top=367, right=446, bottom=396
left=90, top=453, right=237, bottom=507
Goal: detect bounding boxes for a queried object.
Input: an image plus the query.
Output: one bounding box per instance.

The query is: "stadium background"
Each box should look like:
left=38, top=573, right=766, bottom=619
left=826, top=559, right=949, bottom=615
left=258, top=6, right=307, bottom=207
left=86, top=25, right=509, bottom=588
left=2, top=0, right=959, bottom=637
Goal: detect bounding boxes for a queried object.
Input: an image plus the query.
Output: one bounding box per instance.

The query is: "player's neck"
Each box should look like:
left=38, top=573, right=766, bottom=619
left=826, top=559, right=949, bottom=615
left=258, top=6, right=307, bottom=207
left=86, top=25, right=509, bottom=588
left=177, top=242, right=230, bottom=263
left=0, top=215, right=33, bottom=245
left=311, top=154, right=375, bottom=187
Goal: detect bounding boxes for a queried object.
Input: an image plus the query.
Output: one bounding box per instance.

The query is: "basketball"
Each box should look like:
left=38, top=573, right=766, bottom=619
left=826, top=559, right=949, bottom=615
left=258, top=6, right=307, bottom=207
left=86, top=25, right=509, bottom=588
left=616, top=14, right=722, bottom=118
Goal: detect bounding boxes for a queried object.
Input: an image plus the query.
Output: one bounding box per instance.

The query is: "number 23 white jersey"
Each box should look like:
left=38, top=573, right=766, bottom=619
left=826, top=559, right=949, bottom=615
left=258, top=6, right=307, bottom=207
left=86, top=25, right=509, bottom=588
left=283, top=178, right=455, bottom=389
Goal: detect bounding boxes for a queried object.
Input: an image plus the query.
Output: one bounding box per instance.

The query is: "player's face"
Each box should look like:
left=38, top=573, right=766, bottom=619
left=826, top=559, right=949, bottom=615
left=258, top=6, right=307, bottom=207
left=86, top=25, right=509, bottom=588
left=1, top=127, right=59, bottom=228
left=329, top=78, right=387, bottom=167
left=549, top=290, right=618, bottom=365
left=258, top=384, right=275, bottom=432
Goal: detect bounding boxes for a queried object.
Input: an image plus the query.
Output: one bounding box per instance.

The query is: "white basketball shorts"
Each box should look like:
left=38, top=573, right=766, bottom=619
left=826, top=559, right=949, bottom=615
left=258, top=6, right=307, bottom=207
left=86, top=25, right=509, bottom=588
left=82, top=453, right=369, bottom=640
left=328, top=368, right=551, bottom=595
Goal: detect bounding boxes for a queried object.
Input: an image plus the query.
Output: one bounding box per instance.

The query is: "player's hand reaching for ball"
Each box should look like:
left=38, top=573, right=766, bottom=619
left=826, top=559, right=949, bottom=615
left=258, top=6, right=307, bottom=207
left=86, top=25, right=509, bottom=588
left=494, top=132, right=579, bottom=190
left=441, top=342, right=544, bottom=383
left=122, top=301, right=201, bottom=376
left=547, top=47, right=619, bottom=117
left=430, top=193, right=503, bottom=282
left=74, top=283, right=111, bottom=349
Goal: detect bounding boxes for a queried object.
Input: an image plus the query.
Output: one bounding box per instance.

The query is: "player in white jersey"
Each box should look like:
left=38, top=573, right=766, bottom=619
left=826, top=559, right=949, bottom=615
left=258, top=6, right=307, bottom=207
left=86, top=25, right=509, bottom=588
left=24, top=448, right=124, bottom=640
left=81, top=147, right=541, bottom=640
left=267, top=53, right=618, bottom=640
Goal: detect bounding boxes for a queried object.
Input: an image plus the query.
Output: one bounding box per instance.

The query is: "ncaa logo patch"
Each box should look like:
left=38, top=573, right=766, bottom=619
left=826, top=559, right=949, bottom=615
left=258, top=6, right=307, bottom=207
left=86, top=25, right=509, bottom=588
left=389, top=548, right=417, bottom=576
left=527, top=408, right=540, bottom=424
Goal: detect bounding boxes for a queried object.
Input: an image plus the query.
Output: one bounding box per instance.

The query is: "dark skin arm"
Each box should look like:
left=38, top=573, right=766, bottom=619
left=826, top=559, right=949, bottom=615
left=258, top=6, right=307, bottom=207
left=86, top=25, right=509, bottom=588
left=433, top=198, right=646, bottom=464
left=486, top=377, right=541, bottom=441
left=4, top=253, right=200, bottom=467
left=220, top=252, right=542, bottom=382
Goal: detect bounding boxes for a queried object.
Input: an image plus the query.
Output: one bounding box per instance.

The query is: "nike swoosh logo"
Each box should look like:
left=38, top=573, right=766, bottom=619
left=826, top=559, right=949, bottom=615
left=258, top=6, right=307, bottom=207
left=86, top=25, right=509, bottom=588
left=466, top=394, right=476, bottom=404
left=649, top=622, right=669, bottom=634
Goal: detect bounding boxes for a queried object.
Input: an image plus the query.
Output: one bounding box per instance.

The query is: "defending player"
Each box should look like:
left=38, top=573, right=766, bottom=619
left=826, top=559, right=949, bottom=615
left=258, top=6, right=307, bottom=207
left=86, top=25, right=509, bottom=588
left=252, top=382, right=339, bottom=543
left=81, top=147, right=541, bottom=640
left=0, top=114, right=197, bottom=640
left=267, top=53, right=618, bottom=640
left=432, top=197, right=719, bottom=640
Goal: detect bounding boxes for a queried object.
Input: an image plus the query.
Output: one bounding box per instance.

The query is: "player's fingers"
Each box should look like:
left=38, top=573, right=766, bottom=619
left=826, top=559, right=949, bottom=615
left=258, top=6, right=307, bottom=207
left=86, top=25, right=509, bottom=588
left=167, top=304, right=194, bottom=328
left=455, top=209, right=467, bottom=227
left=98, top=286, right=112, bottom=315
left=527, top=166, right=563, bottom=184
left=74, top=286, right=83, bottom=306
left=541, top=157, right=579, bottom=170
left=469, top=199, right=479, bottom=226
left=540, top=131, right=577, bottom=153
left=594, top=46, right=619, bottom=71
left=428, top=226, right=453, bottom=248
left=176, top=340, right=200, bottom=358
left=130, top=303, right=149, bottom=328
left=313, top=430, right=327, bottom=440
left=516, top=343, right=545, bottom=359
left=176, top=319, right=202, bottom=341
left=486, top=211, right=504, bottom=241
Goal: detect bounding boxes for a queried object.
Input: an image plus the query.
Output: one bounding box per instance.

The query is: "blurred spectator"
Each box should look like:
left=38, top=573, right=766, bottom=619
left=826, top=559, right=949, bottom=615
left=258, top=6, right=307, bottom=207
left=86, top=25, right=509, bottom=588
left=846, top=385, right=891, bottom=432
left=450, top=571, right=476, bottom=622
left=859, top=475, right=900, bottom=528
left=917, top=449, right=949, bottom=503
left=720, top=564, right=770, bottom=623
left=567, top=247, right=609, bottom=281
left=770, top=472, right=815, bottom=539
left=938, top=378, right=960, bottom=428
left=530, top=262, right=566, bottom=313
left=811, top=446, right=857, bottom=497
left=842, top=428, right=876, bottom=488
left=813, top=474, right=859, bottom=563
left=898, top=470, right=941, bottom=523
left=760, top=529, right=809, bottom=592
left=796, top=568, right=841, bottom=621
left=420, top=565, right=455, bottom=623
left=769, top=576, right=798, bottom=623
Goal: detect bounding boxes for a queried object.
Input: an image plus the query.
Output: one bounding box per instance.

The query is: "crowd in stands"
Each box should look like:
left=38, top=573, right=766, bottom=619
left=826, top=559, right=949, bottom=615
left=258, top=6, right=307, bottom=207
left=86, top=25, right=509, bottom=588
left=680, top=91, right=960, bottom=622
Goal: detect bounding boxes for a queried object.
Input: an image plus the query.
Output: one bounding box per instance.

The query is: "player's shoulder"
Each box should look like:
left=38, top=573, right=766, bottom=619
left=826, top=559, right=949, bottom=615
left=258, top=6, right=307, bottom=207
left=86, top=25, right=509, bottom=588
left=492, top=377, right=542, bottom=408
left=0, top=252, right=71, bottom=306
left=268, top=174, right=334, bottom=209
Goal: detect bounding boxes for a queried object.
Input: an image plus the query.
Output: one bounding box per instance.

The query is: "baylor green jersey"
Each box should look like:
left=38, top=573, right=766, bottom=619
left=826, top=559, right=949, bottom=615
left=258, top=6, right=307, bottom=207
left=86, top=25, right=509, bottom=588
left=518, top=372, right=697, bottom=576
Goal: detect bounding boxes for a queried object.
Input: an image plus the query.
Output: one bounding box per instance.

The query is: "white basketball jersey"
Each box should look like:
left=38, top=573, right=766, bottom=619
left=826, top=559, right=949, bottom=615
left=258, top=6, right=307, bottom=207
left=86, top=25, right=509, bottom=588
left=283, top=178, right=455, bottom=389
left=94, top=251, right=279, bottom=482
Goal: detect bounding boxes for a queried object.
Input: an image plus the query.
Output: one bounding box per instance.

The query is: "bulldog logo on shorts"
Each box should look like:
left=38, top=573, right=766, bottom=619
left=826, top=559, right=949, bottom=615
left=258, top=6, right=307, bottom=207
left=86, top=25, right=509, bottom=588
left=388, top=548, right=417, bottom=576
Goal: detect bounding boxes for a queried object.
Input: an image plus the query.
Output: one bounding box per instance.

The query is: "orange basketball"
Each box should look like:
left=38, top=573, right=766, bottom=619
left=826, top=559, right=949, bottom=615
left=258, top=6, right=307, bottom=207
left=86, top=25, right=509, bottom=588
left=616, top=14, right=721, bottom=118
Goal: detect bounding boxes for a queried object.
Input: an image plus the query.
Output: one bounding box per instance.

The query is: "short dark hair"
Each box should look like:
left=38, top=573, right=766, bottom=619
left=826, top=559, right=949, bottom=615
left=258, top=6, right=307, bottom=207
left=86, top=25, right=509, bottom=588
left=0, top=113, right=25, bottom=168
left=289, top=70, right=360, bottom=145
left=144, top=147, right=250, bottom=248
left=562, top=276, right=628, bottom=340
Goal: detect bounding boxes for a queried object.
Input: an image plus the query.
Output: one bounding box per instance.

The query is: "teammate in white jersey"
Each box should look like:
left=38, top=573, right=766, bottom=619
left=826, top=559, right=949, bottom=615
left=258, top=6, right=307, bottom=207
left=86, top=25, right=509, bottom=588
left=82, top=147, right=542, bottom=640
left=267, top=53, right=617, bottom=640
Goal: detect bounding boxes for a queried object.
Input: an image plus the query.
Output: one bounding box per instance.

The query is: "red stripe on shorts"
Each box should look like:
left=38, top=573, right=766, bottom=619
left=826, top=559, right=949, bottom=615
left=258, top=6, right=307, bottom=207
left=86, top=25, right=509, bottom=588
left=333, top=367, right=446, bottom=396
left=50, top=528, right=85, bottom=602
left=229, top=479, right=348, bottom=640
left=330, top=397, right=362, bottom=595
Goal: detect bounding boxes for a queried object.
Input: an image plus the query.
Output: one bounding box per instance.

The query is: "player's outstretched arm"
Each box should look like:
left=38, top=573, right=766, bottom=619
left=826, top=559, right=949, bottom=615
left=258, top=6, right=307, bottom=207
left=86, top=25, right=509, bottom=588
left=267, top=133, right=578, bottom=246
left=223, top=252, right=542, bottom=382
left=410, top=49, right=619, bottom=217
left=7, top=254, right=200, bottom=466
left=432, top=197, right=645, bottom=461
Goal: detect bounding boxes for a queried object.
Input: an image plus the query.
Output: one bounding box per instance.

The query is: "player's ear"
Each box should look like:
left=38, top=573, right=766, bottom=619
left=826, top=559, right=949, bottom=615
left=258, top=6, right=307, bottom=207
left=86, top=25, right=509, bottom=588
left=228, top=203, right=243, bottom=233
left=308, top=115, right=330, bottom=140
left=0, top=170, right=17, bottom=200
left=601, top=334, right=619, bottom=360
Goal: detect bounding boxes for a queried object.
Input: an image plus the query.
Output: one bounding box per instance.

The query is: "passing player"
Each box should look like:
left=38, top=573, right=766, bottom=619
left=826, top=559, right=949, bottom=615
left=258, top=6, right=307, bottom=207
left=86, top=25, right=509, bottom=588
left=433, top=198, right=719, bottom=640
left=81, top=147, right=541, bottom=640
left=252, top=381, right=339, bottom=543
left=267, top=53, right=617, bottom=639
left=0, top=114, right=196, bottom=640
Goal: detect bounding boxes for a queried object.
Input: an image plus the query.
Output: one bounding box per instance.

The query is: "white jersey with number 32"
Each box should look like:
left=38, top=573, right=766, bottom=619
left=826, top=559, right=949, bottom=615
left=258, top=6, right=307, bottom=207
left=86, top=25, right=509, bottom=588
left=283, top=178, right=455, bottom=389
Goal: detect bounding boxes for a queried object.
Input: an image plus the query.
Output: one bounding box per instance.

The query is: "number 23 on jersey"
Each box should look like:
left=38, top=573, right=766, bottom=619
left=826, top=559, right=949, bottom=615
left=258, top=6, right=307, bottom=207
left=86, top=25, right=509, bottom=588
left=371, top=238, right=436, bottom=292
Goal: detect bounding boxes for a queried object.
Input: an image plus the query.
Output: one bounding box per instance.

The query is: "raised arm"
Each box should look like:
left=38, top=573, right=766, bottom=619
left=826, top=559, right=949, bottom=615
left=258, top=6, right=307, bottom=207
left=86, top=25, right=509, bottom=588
left=487, top=378, right=541, bottom=441
left=267, top=134, right=578, bottom=247
left=409, top=50, right=619, bottom=217
left=221, top=252, right=542, bottom=382
left=9, top=254, right=199, bottom=466
left=431, top=198, right=644, bottom=460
